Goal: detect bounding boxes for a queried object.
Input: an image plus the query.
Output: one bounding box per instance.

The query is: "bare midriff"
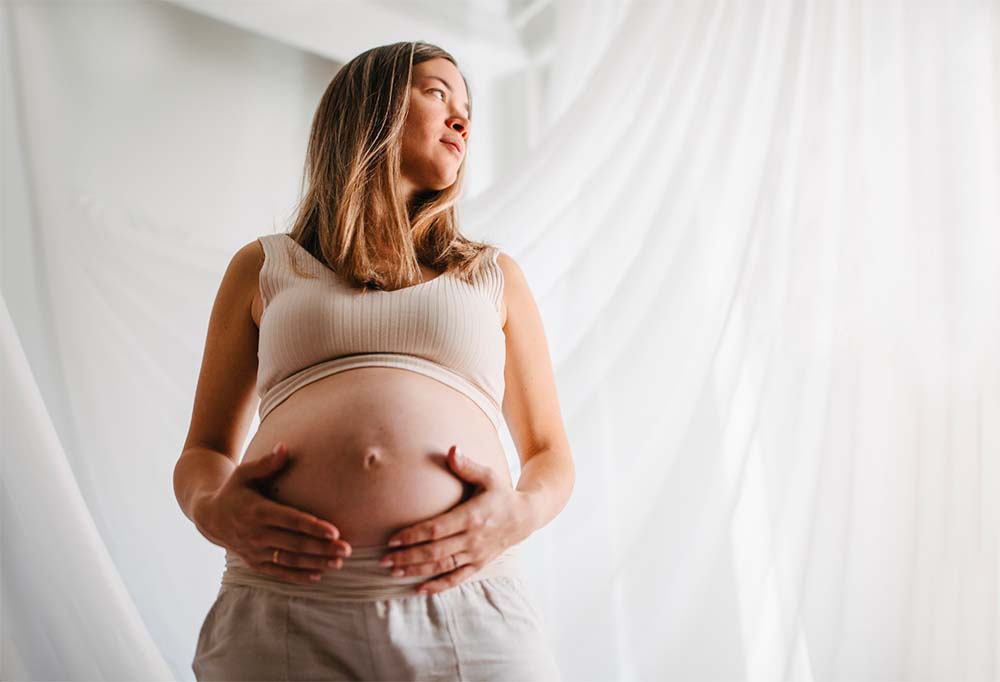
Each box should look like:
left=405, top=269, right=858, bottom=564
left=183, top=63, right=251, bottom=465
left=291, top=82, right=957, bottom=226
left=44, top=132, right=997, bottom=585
left=243, top=255, right=510, bottom=550
left=240, top=366, right=511, bottom=549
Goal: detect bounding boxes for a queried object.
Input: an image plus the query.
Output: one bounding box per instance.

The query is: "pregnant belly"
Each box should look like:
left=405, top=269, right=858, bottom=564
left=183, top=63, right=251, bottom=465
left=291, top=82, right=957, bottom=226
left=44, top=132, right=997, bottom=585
left=241, top=367, right=512, bottom=548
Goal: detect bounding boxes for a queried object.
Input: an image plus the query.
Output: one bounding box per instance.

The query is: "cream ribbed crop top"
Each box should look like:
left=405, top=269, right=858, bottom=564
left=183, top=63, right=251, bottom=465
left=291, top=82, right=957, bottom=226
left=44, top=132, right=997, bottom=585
left=255, top=233, right=506, bottom=431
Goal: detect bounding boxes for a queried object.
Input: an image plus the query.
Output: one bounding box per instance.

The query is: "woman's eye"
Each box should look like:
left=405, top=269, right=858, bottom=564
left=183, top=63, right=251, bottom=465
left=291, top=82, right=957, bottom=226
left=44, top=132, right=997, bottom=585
left=431, top=89, right=445, bottom=101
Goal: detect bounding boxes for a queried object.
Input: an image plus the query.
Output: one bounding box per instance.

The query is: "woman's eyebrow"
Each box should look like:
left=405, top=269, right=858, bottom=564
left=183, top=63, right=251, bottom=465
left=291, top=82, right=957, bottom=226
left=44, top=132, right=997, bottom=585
left=423, top=75, right=470, bottom=117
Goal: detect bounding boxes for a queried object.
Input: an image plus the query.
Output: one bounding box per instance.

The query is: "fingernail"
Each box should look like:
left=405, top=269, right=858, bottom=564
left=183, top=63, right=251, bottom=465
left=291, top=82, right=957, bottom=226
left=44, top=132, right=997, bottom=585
left=388, top=539, right=402, bottom=547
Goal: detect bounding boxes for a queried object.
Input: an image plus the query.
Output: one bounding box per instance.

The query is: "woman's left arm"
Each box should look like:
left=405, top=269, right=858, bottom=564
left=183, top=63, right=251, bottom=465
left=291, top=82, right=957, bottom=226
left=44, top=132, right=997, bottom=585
left=493, top=250, right=575, bottom=534
left=379, top=251, right=575, bottom=595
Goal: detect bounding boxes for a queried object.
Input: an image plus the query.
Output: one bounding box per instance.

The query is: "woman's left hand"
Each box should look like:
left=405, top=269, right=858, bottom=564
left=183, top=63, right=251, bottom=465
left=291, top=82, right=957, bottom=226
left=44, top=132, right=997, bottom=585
left=379, top=445, right=533, bottom=595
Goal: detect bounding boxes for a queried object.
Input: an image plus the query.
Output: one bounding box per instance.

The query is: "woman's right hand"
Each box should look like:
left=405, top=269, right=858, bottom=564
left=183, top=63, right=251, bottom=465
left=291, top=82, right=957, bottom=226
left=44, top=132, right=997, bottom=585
left=195, top=442, right=353, bottom=584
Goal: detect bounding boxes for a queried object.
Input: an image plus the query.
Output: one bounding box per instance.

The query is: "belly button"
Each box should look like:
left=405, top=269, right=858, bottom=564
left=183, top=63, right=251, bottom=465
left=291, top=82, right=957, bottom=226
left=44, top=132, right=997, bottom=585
left=362, top=451, right=382, bottom=470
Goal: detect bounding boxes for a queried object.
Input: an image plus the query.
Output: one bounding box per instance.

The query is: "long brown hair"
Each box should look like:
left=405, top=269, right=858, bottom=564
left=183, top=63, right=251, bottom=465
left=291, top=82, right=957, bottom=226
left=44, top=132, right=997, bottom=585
left=280, top=41, right=496, bottom=292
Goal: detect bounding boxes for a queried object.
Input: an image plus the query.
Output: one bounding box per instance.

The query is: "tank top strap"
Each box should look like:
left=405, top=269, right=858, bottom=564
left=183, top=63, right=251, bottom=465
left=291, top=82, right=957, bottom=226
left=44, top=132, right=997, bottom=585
left=479, top=245, right=504, bottom=314
left=255, top=233, right=292, bottom=310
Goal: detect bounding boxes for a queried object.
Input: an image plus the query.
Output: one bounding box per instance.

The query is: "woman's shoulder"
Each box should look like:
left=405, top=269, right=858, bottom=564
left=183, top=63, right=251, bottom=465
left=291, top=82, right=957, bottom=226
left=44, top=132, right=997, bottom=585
left=485, top=248, right=519, bottom=329
left=492, top=248, right=521, bottom=283
left=233, top=238, right=266, bottom=272
left=492, top=250, right=537, bottom=330
left=217, top=237, right=264, bottom=276
left=229, top=239, right=268, bottom=327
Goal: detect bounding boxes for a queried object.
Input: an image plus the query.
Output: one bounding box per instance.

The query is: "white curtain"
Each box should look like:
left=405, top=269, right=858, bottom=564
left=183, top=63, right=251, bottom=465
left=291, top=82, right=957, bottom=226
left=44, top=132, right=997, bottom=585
left=3, top=0, right=997, bottom=680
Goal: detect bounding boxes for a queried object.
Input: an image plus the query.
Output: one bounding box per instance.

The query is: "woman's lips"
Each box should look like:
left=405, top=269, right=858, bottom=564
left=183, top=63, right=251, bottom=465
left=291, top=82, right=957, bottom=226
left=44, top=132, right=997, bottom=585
left=441, top=140, right=462, bottom=157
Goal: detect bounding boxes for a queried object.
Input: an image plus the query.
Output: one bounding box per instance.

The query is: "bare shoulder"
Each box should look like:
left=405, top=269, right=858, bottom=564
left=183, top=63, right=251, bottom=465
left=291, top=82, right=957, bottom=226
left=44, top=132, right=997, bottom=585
left=231, top=239, right=265, bottom=328
left=491, top=248, right=570, bottom=467
left=494, top=250, right=530, bottom=331
left=234, top=238, right=265, bottom=266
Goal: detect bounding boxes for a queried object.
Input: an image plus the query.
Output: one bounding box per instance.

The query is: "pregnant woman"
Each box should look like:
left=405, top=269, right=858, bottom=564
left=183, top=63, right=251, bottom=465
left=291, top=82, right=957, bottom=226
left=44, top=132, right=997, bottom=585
left=173, top=41, right=574, bottom=681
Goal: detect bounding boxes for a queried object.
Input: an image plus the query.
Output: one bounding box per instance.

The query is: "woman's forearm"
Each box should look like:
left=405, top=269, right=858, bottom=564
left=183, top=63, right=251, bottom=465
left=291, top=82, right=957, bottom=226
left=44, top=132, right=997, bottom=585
left=514, top=447, right=575, bottom=534
left=173, top=446, right=236, bottom=528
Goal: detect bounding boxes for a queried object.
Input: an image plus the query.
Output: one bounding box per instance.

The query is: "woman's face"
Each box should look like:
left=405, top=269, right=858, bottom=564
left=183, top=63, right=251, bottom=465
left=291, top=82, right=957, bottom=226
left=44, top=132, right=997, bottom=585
left=399, top=57, right=470, bottom=203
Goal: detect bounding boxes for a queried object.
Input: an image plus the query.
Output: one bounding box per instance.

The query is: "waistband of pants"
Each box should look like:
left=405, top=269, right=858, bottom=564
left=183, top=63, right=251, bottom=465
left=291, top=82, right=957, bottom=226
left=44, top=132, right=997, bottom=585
left=220, top=542, right=524, bottom=602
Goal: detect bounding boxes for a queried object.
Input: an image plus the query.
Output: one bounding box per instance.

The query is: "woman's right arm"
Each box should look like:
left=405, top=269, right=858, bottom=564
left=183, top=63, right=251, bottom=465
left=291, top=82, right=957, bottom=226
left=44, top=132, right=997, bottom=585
left=173, top=240, right=263, bottom=525
left=173, top=240, right=350, bottom=583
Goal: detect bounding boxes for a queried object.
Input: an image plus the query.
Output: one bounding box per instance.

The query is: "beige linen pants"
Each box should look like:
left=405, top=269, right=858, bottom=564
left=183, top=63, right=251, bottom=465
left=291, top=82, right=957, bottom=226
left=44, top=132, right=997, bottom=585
left=192, top=543, right=560, bottom=681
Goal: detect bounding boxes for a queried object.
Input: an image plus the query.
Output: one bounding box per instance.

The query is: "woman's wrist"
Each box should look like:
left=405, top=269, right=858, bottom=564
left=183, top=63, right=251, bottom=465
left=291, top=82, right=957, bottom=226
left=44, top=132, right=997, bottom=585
left=515, top=490, right=542, bottom=541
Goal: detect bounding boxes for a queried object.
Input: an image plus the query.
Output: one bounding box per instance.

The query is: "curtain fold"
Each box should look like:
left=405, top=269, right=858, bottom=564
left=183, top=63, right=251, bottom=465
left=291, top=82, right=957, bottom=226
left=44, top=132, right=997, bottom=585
left=1, top=293, right=174, bottom=680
